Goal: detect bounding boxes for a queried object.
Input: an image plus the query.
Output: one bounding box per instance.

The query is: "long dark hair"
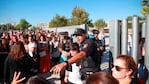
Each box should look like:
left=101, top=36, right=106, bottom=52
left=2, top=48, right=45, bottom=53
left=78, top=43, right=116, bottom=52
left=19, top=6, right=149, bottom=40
left=8, top=41, right=26, bottom=61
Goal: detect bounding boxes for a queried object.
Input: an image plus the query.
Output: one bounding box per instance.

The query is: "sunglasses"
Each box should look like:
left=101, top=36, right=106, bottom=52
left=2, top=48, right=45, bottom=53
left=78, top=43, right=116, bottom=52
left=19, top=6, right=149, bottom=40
left=111, top=64, right=128, bottom=71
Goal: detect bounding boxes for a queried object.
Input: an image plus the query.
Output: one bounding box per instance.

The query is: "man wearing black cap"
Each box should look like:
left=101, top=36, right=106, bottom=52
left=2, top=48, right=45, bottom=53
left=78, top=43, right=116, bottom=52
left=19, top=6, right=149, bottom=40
left=59, top=31, right=72, bottom=53
left=50, top=28, right=99, bottom=80
left=93, top=30, right=105, bottom=55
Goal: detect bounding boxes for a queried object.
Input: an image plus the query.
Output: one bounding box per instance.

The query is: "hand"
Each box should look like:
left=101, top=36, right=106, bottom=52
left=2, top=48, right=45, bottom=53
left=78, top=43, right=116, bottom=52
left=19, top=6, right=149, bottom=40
left=11, top=72, right=26, bottom=84
left=50, top=62, right=67, bottom=74
left=64, top=76, right=68, bottom=83
left=33, top=57, right=37, bottom=62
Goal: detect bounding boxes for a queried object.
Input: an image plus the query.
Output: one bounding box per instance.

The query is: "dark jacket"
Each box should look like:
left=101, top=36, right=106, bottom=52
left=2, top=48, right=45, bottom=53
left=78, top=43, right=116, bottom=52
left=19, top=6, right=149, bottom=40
left=130, top=78, right=140, bottom=84
left=3, top=54, right=35, bottom=83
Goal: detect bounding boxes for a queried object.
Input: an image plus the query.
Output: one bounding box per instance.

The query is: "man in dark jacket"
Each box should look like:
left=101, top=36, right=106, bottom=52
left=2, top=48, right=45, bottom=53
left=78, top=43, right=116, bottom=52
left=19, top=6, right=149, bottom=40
left=50, top=28, right=99, bottom=76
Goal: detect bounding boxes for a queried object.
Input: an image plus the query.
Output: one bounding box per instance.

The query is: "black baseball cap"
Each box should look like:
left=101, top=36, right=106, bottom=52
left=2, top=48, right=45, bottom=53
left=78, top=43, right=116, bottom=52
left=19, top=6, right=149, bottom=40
left=73, top=28, right=86, bottom=36
left=93, top=30, right=99, bottom=34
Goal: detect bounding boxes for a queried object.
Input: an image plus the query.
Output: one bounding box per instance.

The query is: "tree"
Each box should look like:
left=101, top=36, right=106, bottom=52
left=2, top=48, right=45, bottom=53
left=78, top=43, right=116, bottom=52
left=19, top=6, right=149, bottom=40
left=0, top=24, right=15, bottom=31
left=31, top=26, right=41, bottom=31
left=94, top=19, right=107, bottom=29
left=127, top=15, right=144, bottom=29
left=71, top=6, right=92, bottom=25
left=141, top=5, right=149, bottom=15
left=6, top=23, right=15, bottom=30
left=141, top=0, right=149, bottom=15
left=0, top=24, right=7, bottom=31
left=87, top=19, right=94, bottom=27
left=49, top=14, right=68, bottom=27
left=16, top=19, right=31, bottom=30
left=141, top=0, right=148, bottom=6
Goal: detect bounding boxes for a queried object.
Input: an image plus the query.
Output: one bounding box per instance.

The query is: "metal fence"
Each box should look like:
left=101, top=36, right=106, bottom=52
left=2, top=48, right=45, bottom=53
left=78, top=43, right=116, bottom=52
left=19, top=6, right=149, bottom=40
left=109, top=15, right=149, bottom=84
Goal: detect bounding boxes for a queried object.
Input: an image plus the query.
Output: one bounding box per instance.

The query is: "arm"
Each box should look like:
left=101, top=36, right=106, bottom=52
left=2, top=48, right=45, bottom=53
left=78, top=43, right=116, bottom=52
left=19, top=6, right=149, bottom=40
left=50, top=51, right=86, bottom=74
left=67, top=51, right=86, bottom=64
left=64, top=70, right=69, bottom=83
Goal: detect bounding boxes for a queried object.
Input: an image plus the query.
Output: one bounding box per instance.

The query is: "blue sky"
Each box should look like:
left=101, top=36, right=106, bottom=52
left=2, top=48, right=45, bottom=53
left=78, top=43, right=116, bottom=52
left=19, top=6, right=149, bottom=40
left=0, top=0, right=143, bottom=26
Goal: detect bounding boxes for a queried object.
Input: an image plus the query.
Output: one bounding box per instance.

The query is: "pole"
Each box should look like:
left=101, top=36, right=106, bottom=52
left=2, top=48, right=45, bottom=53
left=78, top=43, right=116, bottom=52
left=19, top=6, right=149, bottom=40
left=109, top=20, right=121, bottom=61
left=132, top=17, right=139, bottom=63
left=142, top=22, right=146, bottom=38
left=121, top=19, right=128, bottom=55
left=145, top=15, right=149, bottom=84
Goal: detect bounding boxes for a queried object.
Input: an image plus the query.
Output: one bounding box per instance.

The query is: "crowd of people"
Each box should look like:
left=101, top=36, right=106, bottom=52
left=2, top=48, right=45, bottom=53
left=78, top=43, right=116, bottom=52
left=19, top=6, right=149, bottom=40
left=0, top=28, right=147, bottom=84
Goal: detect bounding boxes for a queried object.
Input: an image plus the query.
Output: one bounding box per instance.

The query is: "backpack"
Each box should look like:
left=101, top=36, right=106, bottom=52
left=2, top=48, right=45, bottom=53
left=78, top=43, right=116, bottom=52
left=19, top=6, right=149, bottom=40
left=138, top=63, right=148, bottom=82
left=100, top=50, right=113, bottom=73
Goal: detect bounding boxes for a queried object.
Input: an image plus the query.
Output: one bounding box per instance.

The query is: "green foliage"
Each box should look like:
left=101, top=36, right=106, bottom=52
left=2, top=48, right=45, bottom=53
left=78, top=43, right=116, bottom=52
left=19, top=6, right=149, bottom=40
left=15, top=24, right=20, bottom=30
left=49, top=14, right=68, bottom=27
left=87, top=19, right=94, bottom=27
left=0, top=24, right=7, bottom=31
left=141, top=0, right=149, bottom=15
left=48, top=6, right=93, bottom=28
left=141, top=5, right=149, bottom=15
left=71, top=6, right=92, bottom=25
left=141, top=0, right=148, bottom=6
left=17, top=19, right=31, bottom=30
left=0, top=23, right=15, bottom=31
left=127, top=16, right=132, bottom=29
left=94, top=19, right=107, bottom=29
left=31, top=26, right=41, bottom=30
left=127, top=15, right=144, bottom=29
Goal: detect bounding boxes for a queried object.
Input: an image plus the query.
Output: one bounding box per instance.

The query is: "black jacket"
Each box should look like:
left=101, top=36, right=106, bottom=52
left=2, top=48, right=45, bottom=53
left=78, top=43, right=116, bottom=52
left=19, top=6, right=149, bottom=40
left=3, top=54, right=35, bottom=83
left=130, top=78, right=140, bottom=84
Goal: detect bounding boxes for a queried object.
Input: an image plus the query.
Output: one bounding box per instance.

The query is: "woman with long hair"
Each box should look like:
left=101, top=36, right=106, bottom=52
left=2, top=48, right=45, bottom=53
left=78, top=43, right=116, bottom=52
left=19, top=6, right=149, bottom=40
left=38, top=35, right=50, bottom=73
left=3, top=41, right=35, bottom=83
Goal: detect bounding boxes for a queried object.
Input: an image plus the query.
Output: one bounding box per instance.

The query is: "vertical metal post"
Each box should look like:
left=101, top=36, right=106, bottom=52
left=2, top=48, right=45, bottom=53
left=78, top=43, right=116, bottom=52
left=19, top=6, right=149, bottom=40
left=142, top=22, right=146, bottom=38
left=56, top=27, right=57, bottom=32
left=145, top=15, right=149, bottom=84
left=109, top=20, right=121, bottom=61
left=132, top=17, right=139, bottom=63
left=121, top=19, right=128, bottom=55
left=109, top=21, right=114, bottom=59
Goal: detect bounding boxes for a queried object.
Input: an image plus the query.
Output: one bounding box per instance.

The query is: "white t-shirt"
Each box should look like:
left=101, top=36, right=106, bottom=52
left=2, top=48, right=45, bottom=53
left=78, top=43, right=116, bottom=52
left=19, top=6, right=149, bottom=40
left=68, top=63, right=82, bottom=84
left=28, top=42, right=37, bottom=57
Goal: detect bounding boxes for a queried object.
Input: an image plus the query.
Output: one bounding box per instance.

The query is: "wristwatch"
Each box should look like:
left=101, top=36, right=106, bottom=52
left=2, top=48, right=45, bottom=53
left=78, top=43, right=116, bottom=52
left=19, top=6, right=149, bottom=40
left=64, top=60, right=69, bottom=67
left=64, top=60, right=72, bottom=71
